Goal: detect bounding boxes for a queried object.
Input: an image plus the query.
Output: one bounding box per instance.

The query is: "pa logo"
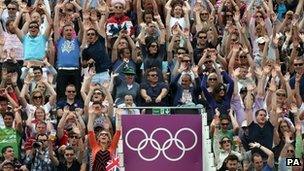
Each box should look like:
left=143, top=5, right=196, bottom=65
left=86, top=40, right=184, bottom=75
left=286, top=158, right=301, bottom=166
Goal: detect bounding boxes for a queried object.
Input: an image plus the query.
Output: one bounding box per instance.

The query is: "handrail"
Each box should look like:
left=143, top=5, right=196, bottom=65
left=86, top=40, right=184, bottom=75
left=117, top=106, right=204, bottom=109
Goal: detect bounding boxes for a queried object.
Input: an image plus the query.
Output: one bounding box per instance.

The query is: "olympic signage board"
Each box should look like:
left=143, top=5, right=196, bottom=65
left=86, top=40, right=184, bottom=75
left=122, top=115, right=202, bottom=171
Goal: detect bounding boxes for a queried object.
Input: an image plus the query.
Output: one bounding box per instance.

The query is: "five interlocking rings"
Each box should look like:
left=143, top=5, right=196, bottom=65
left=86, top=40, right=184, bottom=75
left=125, top=127, right=197, bottom=161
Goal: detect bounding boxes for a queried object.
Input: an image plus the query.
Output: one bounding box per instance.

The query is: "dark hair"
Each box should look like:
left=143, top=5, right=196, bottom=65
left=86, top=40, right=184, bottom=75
left=255, top=108, right=267, bottom=117
left=65, top=146, right=75, bottom=153
left=212, top=83, right=227, bottom=101
left=29, top=21, right=39, bottom=27
left=143, top=10, right=154, bottom=22
left=3, top=112, right=14, bottom=119
left=251, top=153, right=262, bottom=162
left=32, top=66, right=42, bottom=73
left=225, top=154, right=239, bottom=162
left=0, top=96, right=8, bottom=102
left=87, top=28, right=97, bottom=34
left=1, top=146, right=13, bottom=155
left=36, top=133, right=48, bottom=140
left=176, top=47, right=189, bottom=54
left=118, top=47, right=130, bottom=58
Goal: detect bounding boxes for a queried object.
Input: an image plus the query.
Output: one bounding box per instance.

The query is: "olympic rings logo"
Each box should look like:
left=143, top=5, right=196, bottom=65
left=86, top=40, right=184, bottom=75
left=125, top=127, right=197, bottom=161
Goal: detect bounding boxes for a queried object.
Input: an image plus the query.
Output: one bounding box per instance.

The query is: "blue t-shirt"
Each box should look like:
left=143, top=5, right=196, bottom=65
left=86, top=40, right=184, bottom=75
left=262, top=164, right=274, bottom=171
left=22, top=34, right=47, bottom=61
left=56, top=37, right=81, bottom=68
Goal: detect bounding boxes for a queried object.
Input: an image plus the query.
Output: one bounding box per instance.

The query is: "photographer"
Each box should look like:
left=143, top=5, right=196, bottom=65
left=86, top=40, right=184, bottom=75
left=24, top=133, right=58, bottom=171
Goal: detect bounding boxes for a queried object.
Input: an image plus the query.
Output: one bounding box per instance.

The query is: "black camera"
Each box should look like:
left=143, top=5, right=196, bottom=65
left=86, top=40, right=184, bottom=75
left=33, top=142, right=42, bottom=149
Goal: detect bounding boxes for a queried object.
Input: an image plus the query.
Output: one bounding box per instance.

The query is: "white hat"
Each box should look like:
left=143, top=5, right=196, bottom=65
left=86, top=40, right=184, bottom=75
left=241, top=120, right=248, bottom=127
left=256, top=37, right=266, bottom=44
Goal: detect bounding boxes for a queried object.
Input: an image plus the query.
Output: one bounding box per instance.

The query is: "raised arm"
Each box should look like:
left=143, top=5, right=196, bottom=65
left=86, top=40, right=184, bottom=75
left=250, top=142, right=274, bottom=168
left=13, top=11, right=25, bottom=41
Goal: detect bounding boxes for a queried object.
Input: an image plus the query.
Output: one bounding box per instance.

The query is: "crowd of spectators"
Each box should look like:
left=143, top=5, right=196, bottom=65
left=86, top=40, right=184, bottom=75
left=0, top=0, right=303, bottom=170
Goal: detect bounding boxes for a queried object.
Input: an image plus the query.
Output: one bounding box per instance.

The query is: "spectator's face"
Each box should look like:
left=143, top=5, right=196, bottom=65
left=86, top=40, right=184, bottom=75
left=147, top=23, right=157, bottom=35
left=200, top=10, right=209, bottom=21
left=3, top=147, right=14, bottom=160
left=33, top=69, right=42, bottom=80
left=65, top=3, right=75, bottom=14
left=98, top=131, right=110, bottom=144
left=279, top=121, right=290, bottom=132
left=286, top=146, right=295, bottom=158
left=144, top=13, right=153, bottom=24
left=255, top=12, right=263, bottom=23
left=181, top=57, right=191, bottom=69
left=3, top=115, right=13, bottom=127
left=63, top=25, right=74, bottom=40
left=122, top=49, right=131, bottom=59
left=256, top=110, right=267, bottom=125
left=118, top=39, right=128, bottom=49
left=253, top=156, right=263, bottom=170
left=220, top=138, right=231, bottom=151
left=36, top=82, right=46, bottom=93
left=147, top=71, right=158, bottom=83
left=207, top=74, right=218, bottom=86
left=92, top=90, right=104, bottom=102
left=68, top=134, right=80, bottom=146
left=294, top=59, right=304, bottom=73
left=36, top=123, right=47, bottom=134
left=7, top=4, right=17, bottom=16
left=148, top=43, right=158, bottom=54
left=221, top=119, right=229, bottom=131
left=64, top=149, right=76, bottom=163
left=35, top=108, right=45, bottom=121
left=125, top=74, right=134, bottom=84
left=257, top=42, right=265, bottom=51
left=181, top=75, right=191, bottom=89
left=197, top=33, right=207, bottom=45
left=0, top=100, right=8, bottom=113
left=32, top=93, right=43, bottom=105
left=65, top=86, right=76, bottom=100
left=177, top=49, right=186, bottom=59
left=173, top=5, right=183, bottom=17
left=87, top=30, right=97, bottom=43
left=37, top=135, right=48, bottom=149
left=239, top=67, right=248, bottom=79
left=276, top=89, right=286, bottom=104
left=124, top=95, right=133, bottom=106
left=114, top=3, right=124, bottom=14
left=226, top=160, right=238, bottom=171
left=29, top=23, right=40, bottom=36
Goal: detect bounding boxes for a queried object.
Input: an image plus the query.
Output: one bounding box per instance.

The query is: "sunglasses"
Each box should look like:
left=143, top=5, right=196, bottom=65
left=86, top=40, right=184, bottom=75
left=287, top=149, right=294, bottom=153
left=29, top=25, right=39, bottom=29
left=294, top=63, right=303, bottom=67
left=204, top=60, right=212, bottom=64
left=115, top=6, right=123, bottom=9
left=8, top=7, right=16, bottom=10
left=93, top=92, right=103, bottom=95
left=177, top=52, right=185, bottom=55
left=65, top=153, right=74, bottom=156
left=69, top=135, right=80, bottom=139
left=182, top=60, right=191, bottom=63
left=100, top=132, right=109, bottom=137
left=221, top=140, right=231, bottom=144
left=198, top=36, right=207, bottom=39
left=87, top=33, right=96, bottom=36
left=201, top=13, right=208, bottom=16
left=33, top=96, right=42, bottom=99
left=209, top=78, right=217, bottom=81
left=221, top=123, right=229, bottom=126
left=150, top=44, right=158, bottom=48
left=149, top=74, right=158, bottom=77
left=67, top=90, right=76, bottom=93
